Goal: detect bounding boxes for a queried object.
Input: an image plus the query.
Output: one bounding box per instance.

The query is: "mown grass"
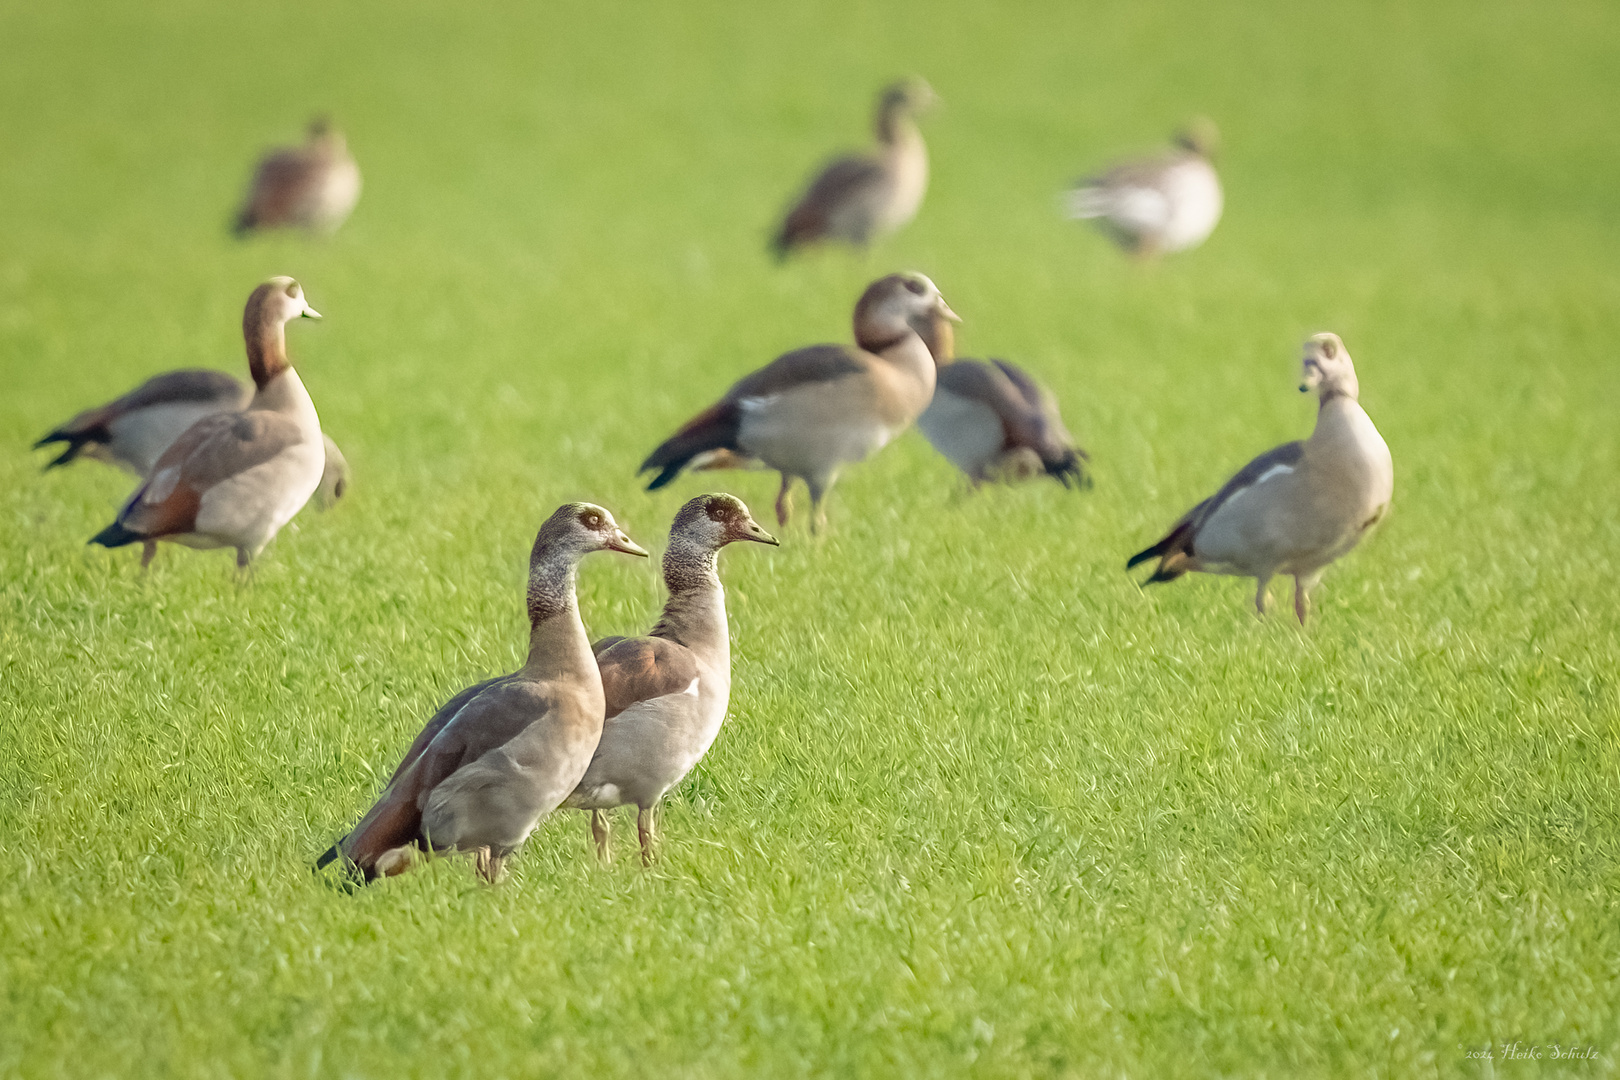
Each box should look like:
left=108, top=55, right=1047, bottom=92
left=2, top=0, right=1618, bottom=1075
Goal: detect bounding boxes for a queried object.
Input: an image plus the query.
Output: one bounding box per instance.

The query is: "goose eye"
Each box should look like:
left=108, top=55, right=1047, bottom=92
left=903, top=278, right=926, bottom=296
left=285, top=283, right=300, bottom=299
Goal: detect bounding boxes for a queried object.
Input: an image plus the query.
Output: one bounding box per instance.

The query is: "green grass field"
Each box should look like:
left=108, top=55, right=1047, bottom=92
left=3, top=0, right=1619, bottom=1075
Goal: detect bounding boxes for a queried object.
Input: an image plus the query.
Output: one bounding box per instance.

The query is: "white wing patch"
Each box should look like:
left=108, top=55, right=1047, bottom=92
left=738, top=395, right=780, bottom=413
left=1254, top=464, right=1295, bottom=485
left=145, top=466, right=181, bottom=504
left=683, top=677, right=700, bottom=698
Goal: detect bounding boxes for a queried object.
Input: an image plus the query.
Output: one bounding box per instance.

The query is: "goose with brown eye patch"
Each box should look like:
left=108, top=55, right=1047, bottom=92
left=565, top=493, right=778, bottom=866
left=1068, top=118, right=1223, bottom=259
left=639, top=272, right=959, bottom=533
left=1127, top=332, right=1393, bottom=624
left=233, top=116, right=361, bottom=237
left=772, top=78, right=937, bottom=260
left=85, top=277, right=329, bottom=572
left=317, top=502, right=649, bottom=885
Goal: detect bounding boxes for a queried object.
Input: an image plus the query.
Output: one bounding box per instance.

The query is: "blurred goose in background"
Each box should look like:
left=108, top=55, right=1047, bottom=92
left=772, top=79, right=936, bottom=259
left=565, top=494, right=778, bottom=865
left=640, top=272, right=958, bottom=531
left=36, top=371, right=351, bottom=507
left=1127, top=333, right=1392, bottom=623
left=918, top=358, right=1089, bottom=487
left=88, top=278, right=327, bottom=570
left=1068, top=119, right=1222, bottom=258
left=316, top=504, right=648, bottom=884
left=233, top=116, right=362, bottom=237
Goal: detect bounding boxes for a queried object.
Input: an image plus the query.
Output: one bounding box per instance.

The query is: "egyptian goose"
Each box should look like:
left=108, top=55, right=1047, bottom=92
left=87, top=277, right=327, bottom=570
left=918, top=358, right=1089, bottom=487
left=640, top=272, right=959, bottom=531
left=36, top=372, right=351, bottom=508
left=564, top=494, right=778, bottom=865
left=1068, top=120, right=1223, bottom=258
left=772, top=79, right=936, bottom=259
left=316, top=504, right=649, bottom=884
left=233, top=117, right=362, bottom=237
left=1127, top=333, right=1393, bottom=623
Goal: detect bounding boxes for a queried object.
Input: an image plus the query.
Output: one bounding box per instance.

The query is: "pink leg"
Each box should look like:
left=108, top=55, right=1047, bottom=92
left=774, top=475, right=793, bottom=526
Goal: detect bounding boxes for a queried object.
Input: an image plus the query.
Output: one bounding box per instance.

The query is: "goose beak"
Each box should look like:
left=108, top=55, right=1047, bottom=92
left=938, top=300, right=962, bottom=324
left=607, top=529, right=649, bottom=557
left=742, top=520, right=780, bottom=546
left=302, top=306, right=323, bottom=320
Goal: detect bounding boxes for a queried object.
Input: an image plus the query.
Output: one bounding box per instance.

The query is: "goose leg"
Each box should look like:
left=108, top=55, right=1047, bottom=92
left=591, top=809, right=611, bottom=864
left=806, top=475, right=831, bottom=535
left=140, top=542, right=157, bottom=570
left=637, top=806, right=655, bottom=867
left=774, top=474, right=793, bottom=527
left=472, top=845, right=508, bottom=884
left=1293, top=574, right=1321, bottom=625
left=1253, top=574, right=1273, bottom=617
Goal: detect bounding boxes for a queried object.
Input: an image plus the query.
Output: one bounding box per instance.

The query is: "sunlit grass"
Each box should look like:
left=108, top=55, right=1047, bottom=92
left=2, top=0, right=1618, bottom=1075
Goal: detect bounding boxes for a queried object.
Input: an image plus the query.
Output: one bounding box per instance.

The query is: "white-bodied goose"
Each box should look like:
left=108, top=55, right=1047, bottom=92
left=1127, top=333, right=1393, bottom=623
left=918, top=358, right=1089, bottom=487
left=316, top=504, right=649, bottom=883
left=37, top=372, right=351, bottom=508
left=772, top=79, right=936, bottom=259
left=1068, top=120, right=1223, bottom=258
left=233, top=117, right=362, bottom=237
left=640, top=272, right=958, bottom=531
left=88, top=278, right=326, bottom=569
left=565, top=494, right=778, bottom=865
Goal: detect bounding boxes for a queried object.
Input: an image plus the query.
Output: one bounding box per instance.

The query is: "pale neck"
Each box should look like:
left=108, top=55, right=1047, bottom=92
left=522, top=560, right=593, bottom=679
left=1317, top=376, right=1359, bottom=409
left=877, top=108, right=918, bottom=147
left=650, top=541, right=729, bottom=660
left=248, top=368, right=320, bottom=430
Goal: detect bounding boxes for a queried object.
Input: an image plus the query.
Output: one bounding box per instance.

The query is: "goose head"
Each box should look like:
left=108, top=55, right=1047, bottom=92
left=875, top=78, right=938, bottom=141
left=1173, top=117, right=1220, bottom=159
left=853, top=272, right=960, bottom=357
left=534, top=503, right=649, bottom=562
left=247, top=276, right=322, bottom=328
left=672, top=493, right=779, bottom=551
left=1300, top=332, right=1360, bottom=402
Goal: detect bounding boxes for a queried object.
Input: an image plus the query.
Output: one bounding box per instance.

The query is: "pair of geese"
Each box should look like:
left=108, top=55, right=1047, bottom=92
left=319, top=493, right=778, bottom=879
left=228, top=84, right=1222, bottom=261
left=777, top=78, right=1223, bottom=260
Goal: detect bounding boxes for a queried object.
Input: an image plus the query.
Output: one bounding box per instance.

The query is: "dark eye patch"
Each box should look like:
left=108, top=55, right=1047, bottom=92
left=902, top=278, right=926, bottom=296
left=285, top=283, right=300, bottom=299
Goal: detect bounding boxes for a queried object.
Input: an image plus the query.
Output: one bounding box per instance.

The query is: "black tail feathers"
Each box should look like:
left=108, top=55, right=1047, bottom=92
left=89, top=521, right=142, bottom=550
left=34, top=430, right=100, bottom=470
left=1047, top=448, right=1092, bottom=490
left=1125, top=541, right=1167, bottom=571
left=639, top=403, right=741, bottom=492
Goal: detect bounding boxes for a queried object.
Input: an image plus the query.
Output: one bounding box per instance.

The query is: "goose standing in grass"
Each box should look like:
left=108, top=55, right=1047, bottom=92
left=36, top=371, right=351, bottom=507
left=233, top=117, right=361, bottom=237
left=565, top=494, right=778, bottom=865
left=87, top=278, right=327, bottom=570
left=1068, top=120, right=1223, bottom=258
left=772, top=79, right=936, bottom=259
left=1127, top=333, right=1393, bottom=623
left=316, top=504, right=648, bottom=884
left=918, top=358, right=1089, bottom=487
left=640, top=272, right=958, bottom=531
